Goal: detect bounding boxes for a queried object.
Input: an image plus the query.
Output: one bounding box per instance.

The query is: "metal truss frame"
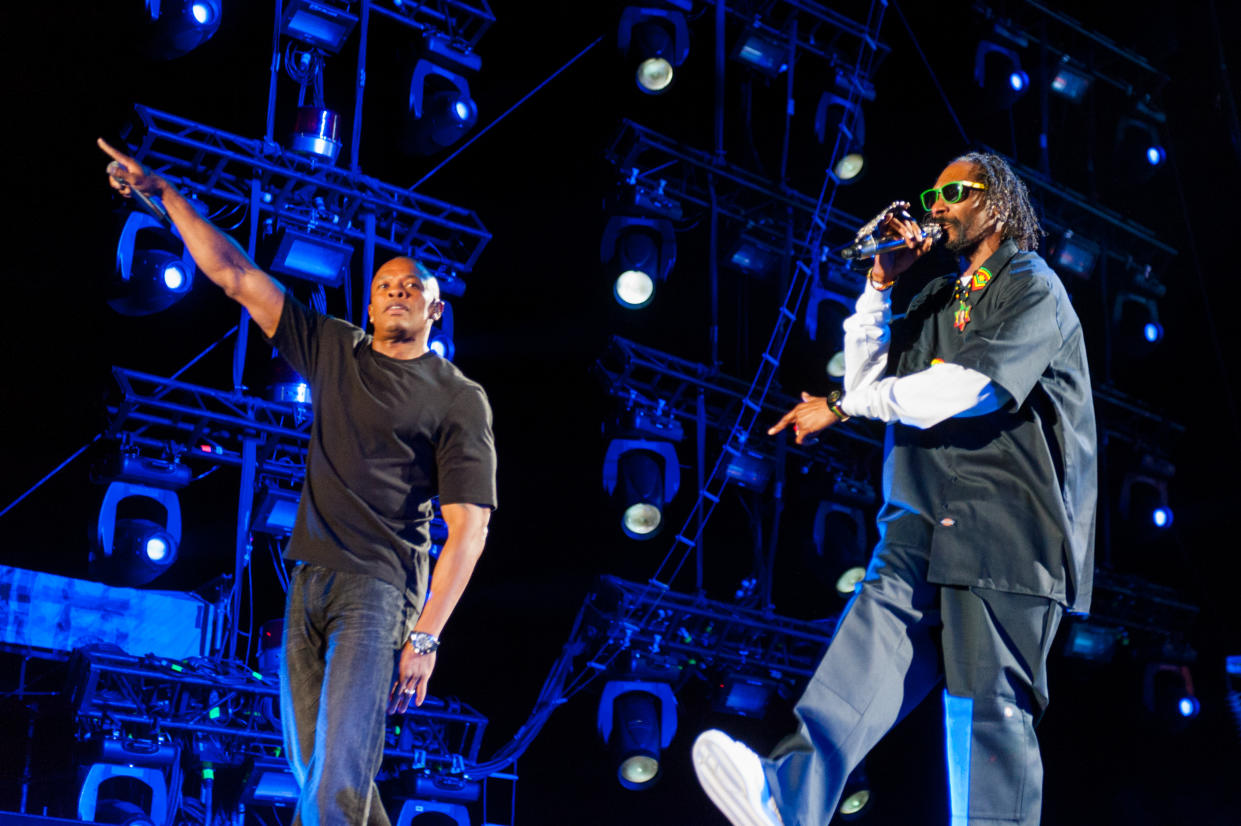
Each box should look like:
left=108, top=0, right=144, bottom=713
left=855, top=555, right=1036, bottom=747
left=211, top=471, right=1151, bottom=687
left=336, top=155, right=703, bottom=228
left=368, top=0, right=496, bottom=49
left=68, top=646, right=489, bottom=780
left=585, top=575, right=835, bottom=685
left=106, top=366, right=311, bottom=483
left=596, top=335, right=882, bottom=461
left=124, top=105, right=492, bottom=278
left=723, top=0, right=891, bottom=69
left=606, top=119, right=866, bottom=261
left=607, top=2, right=890, bottom=597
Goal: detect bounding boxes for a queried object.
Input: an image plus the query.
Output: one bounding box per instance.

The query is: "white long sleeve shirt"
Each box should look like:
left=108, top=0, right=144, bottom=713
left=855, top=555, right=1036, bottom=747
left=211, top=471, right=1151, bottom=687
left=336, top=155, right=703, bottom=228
left=839, top=279, right=1011, bottom=429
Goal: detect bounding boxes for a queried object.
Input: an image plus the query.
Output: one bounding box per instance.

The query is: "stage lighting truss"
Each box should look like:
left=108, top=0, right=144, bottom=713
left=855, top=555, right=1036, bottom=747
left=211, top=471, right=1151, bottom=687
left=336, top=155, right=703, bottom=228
left=721, top=2, right=891, bottom=75
left=594, top=335, right=883, bottom=472
left=606, top=120, right=866, bottom=267
left=576, top=576, right=837, bottom=706
left=1082, top=569, right=1198, bottom=663
left=119, top=104, right=490, bottom=278
left=104, top=366, right=313, bottom=485
left=972, top=1, right=1167, bottom=101
left=68, top=647, right=489, bottom=782
left=991, top=149, right=1177, bottom=274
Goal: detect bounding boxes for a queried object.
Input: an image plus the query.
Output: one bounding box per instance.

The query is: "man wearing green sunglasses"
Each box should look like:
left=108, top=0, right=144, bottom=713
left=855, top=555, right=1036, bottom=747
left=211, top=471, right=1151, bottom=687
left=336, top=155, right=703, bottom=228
left=695, top=153, right=1096, bottom=826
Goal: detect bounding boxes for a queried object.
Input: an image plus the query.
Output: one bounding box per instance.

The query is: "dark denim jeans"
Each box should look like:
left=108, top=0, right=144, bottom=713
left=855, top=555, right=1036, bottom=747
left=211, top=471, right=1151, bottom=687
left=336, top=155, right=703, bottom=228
left=281, top=563, right=415, bottom=826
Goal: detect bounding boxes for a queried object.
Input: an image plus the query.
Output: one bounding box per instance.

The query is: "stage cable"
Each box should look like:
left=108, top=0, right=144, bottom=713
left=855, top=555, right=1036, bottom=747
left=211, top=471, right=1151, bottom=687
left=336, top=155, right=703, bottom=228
left=409, top=35, right=605, bottom=192
left=891, top=1, right=971, bottom=147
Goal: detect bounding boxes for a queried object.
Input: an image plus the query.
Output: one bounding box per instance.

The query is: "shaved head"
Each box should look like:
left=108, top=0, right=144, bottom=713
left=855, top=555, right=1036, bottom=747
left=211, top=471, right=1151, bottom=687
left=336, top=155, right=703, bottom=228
left=374, top=256, right=441, bottom=304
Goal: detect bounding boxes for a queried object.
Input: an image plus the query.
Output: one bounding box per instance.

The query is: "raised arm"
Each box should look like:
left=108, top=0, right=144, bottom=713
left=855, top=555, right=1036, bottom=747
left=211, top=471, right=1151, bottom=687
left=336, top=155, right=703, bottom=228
left=98, top=138, right=286, bottom=337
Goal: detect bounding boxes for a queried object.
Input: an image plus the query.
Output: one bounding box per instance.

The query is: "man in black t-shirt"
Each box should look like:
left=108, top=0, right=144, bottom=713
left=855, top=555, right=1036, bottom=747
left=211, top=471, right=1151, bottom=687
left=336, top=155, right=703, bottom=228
left=101, top=140, right=497, bottom=826
left=693, top=153, right=1096, bottom=826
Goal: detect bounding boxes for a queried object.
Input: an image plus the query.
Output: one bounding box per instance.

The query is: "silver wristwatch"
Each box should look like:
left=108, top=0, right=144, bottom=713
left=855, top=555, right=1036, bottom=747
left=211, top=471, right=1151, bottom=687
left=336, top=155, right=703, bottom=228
left=407, top=631, right=440, bottom=655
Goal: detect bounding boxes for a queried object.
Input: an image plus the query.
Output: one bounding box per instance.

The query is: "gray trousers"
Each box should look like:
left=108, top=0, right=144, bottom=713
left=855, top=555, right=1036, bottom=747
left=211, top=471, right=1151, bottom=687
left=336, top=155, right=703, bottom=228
left=281, top=563, right=415, bottom=826
left=764, top=515, right=1063, bottom=826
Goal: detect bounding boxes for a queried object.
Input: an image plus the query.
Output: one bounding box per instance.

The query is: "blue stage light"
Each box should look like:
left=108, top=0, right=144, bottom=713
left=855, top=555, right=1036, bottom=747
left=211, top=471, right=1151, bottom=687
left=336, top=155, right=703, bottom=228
left=191, top=2, right=214, bottom=25
left=111, top=213, right=196, bottom=316
left=145, top=535, right=171, bottom=562
left=615, top=269, right=655, bottom=309
left=1178, top=696, right=1200, bottom=718
left=162, top=262, right=187, bottom=291
left=602, top=216, right=676, bottom=309
left=143, top=0, right=222, bottom=59
left=407, top=52, right=480, bottom=155
left=619, top=5, right=691, bottom=95
left=1146, top=146, right=1166, bottom=166
left=1143, top=321, right=1163, bottom=343
left=1009, top=70, right=1029, bottom=92
left=1152, top=506, right=1173, bottom=528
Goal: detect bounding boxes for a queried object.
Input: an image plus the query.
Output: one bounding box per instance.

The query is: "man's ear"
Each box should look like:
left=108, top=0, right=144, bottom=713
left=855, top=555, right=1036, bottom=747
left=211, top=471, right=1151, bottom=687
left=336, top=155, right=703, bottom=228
left=430, top=299, right=445, bottom=322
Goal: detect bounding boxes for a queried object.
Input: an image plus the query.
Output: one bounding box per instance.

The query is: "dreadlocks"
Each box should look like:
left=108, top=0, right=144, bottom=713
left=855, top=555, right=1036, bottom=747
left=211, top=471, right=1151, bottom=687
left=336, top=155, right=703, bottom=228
left=954, top=151, right=1043, bottom=252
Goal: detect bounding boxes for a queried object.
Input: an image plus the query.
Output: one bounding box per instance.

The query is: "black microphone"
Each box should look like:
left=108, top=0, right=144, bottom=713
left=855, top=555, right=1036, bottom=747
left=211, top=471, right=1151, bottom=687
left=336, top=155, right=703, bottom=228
left=839, top=222, right=943, bottom=260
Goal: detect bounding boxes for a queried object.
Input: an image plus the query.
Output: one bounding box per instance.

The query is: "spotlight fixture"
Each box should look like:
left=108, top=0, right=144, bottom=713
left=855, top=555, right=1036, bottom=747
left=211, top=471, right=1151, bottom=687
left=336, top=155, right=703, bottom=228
left=1114, top=116, right=1167, bottom=184
left=618, top=2, right=692, bottom=94
left=603, top=438, right=680, bottom=539
left=1050, top=59, right=1093, bottom=103
left=1112, top=292, right=1164, bottom=354
left=139, top=0, right=223, bottom=60
left=815, top=93, right=867, bottom=183
left=600, top=215, right=677, bottom=309
left=809, top=500, right=869, bottom=597
left=1143, top=663, right=1200, bottom=729
left=838, top=761, right=873, bottom=820
left=732, top=28, right=788, bottom=77
left=267, top=224, right=353, bottom=286
left=280, top=0, right=359, bottom=54
left=92, top=481, right=183, bottom=587
left=711, top=673, right=781, bottom=718
left=110, top=212, right=196, bottom=316
left=1119, top=470, right=1174, bottom=535
left=406, top=34, right=481, bottom=156
left=1061, top=620, right=1125, bottom=662
left=973, top=40, right=1029, bottom=109
left=726, top=235, right=781, bottom=278
left=1046, top=229, right=1100, bottom=279
left=253, top=487, right=301, bottom=536
left=597, top=680, right=678, bottom=790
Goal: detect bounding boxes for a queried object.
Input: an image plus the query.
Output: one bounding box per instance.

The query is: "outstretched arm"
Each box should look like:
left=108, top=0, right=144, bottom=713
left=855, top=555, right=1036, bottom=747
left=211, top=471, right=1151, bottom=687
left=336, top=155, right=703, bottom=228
left=98, top=138, right=285, bottom=337
left=388, top=502, right=490, bottom=712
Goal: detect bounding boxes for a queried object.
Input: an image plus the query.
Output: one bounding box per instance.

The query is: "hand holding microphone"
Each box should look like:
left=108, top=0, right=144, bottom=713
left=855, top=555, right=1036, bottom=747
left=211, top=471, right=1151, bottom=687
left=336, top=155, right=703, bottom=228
left=840, top=201, right=940, bottom=289
left=99, top=138, right=172, bottom=228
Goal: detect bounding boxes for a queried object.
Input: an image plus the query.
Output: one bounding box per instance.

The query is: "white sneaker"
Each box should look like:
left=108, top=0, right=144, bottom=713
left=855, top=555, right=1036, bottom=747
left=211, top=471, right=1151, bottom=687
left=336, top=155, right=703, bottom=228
left=692, top=729, right=785, bottom=826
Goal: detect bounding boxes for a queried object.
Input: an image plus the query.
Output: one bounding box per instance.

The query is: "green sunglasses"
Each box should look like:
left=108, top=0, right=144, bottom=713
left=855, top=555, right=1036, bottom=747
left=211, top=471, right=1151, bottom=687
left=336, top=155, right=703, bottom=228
left=919, top=180, right=987, bottom=211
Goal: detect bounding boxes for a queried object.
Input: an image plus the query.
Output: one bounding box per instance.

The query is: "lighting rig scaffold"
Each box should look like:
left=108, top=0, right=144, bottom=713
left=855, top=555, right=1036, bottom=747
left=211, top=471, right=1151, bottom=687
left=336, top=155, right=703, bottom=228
left=602, top=0, right=890, bottom=614
left=66, top=647, right=493, bottom=813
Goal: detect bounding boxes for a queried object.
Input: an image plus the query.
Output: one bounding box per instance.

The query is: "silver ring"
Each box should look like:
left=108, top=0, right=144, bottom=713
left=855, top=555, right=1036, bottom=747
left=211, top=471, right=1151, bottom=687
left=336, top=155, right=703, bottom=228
left=403, top=689, right=415, bottom=696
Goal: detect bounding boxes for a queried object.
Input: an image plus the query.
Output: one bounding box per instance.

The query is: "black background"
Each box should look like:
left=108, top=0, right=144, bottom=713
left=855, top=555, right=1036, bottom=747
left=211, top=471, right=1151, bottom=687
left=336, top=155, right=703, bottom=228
left=2, top=2, right=1240, bottom=824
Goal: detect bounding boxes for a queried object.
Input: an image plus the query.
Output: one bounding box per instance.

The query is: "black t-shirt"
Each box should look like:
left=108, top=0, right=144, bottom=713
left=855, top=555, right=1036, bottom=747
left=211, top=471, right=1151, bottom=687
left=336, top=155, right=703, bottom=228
left=884, top=240, right=1097, bottom=612
left=269, top=293, right=497, bottom=608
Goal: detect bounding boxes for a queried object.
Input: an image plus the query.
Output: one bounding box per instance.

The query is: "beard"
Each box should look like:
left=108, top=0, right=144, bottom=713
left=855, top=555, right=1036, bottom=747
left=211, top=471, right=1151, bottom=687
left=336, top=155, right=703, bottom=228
left=941, top=215, right=989, bottom=256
